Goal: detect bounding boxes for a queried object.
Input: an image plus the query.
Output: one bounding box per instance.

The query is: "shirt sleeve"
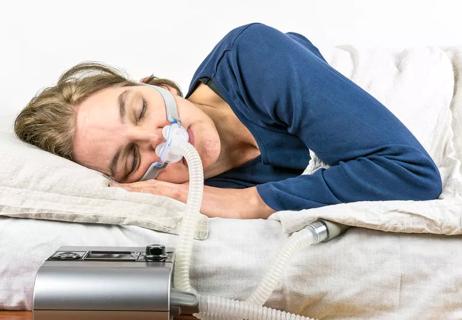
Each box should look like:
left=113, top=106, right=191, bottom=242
left=232, top=23, right=442, bottom=211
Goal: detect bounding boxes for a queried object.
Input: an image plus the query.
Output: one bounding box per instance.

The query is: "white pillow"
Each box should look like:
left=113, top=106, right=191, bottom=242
left=0, top=125, right=209, bottom=240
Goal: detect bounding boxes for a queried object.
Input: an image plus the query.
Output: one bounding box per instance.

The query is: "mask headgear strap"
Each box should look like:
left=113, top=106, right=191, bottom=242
left=139, top=84, right=182, bottom=181
left=153, top=85, right=181, bottom=124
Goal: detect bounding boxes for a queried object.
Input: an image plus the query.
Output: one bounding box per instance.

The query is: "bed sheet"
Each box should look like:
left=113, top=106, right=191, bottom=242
left=2, top=216, right=462, bottom=319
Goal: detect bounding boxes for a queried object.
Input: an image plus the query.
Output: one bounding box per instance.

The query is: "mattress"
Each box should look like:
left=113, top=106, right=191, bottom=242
left=2, top=216, right=462, bottom=319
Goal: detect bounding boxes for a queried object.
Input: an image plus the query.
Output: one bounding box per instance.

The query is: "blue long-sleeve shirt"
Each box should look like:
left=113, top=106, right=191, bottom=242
left=185, top=22, right=442, bottom=212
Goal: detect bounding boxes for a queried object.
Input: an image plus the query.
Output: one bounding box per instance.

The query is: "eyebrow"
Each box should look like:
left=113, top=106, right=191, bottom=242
left=118, top=89, right=129, bottom=124
left=109, top=89, right=130, bottom=178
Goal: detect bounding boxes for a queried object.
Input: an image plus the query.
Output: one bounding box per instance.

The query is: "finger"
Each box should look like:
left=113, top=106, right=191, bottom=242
left=123, top=179, right=156, bottom=186
left=110, top=181, right=138, bottom=188
left=109, top=182, right=135, bottom=191
left=119, top=185, right=138, bottom=192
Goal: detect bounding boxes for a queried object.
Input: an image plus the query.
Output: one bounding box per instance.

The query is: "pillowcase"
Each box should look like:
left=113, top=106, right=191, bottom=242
left=0, top=122, right=209, bottom=240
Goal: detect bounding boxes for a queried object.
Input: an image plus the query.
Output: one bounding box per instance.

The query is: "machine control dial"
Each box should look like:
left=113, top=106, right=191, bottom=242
left=145, top=244, right=168, bottom=261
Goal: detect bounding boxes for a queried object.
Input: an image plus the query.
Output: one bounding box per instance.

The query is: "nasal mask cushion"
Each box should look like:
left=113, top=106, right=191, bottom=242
left=156, top=123, right=189, bottom=163
left=139, top=84, right=189, bottom=181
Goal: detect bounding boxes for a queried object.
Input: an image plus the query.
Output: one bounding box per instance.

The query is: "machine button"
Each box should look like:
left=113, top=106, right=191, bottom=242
left=145, top=244, right=168, bottom=261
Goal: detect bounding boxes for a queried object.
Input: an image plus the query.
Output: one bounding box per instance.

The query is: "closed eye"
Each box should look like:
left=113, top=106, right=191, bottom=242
left=127, top=145, right=141, bottom=179
left=131, top=146, right=137, bottom=173
left=138, top=98, right=147, bottom=121
left=128, top=97, right=146, bottom=177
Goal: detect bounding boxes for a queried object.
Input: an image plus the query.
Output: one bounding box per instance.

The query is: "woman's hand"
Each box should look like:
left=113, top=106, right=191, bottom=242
left=109, top=180, right=275, bottom=219
left=110, top=179, right=187, bottom=203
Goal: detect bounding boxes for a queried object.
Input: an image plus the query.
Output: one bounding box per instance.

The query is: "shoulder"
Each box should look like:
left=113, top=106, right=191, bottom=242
left=186, top=22, right=282, bottom=97
left=216, top=22, right=283, bottom=51
left=189, top=23, right=267, bottom=72
left=227, top=22, right=281, bottom=47
left=225, top=23, right=299, bottom=61
left=216, top=22, right=260, bottom=48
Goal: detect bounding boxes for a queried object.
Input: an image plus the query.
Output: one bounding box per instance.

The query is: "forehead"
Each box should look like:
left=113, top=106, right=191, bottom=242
left=72, top=85, right=130, bottom=173
left=80, top=85, right=126, bottom=110
left=74, top=85, right=129, bottom=136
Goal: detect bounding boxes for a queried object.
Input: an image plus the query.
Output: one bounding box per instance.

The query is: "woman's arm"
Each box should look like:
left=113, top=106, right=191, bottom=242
left=221, top=23, right=442, bottom=211
left=110, top=180, right=275, bottom=219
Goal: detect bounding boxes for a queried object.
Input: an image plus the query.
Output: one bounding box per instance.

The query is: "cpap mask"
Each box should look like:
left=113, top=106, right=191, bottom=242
left=138, top=84, right=189, bottom=181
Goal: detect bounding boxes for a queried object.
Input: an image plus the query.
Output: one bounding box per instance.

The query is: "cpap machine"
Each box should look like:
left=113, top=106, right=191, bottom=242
left=33, top=83, right=349, bottom=320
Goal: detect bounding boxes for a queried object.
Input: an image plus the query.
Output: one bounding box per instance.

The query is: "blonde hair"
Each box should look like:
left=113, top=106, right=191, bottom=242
left=14, top=61, right=182, bottom=161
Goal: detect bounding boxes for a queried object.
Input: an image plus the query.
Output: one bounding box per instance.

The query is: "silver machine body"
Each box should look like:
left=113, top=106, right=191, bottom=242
left=33, top=245, right=198, bottom=320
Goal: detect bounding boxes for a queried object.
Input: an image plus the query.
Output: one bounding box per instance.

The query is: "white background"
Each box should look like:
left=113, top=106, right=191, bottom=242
left=1, top=0, right=461, bottom=117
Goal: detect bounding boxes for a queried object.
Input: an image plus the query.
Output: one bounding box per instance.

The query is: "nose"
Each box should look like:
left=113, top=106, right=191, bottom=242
left=130, top=127, right=164, bottom=151
left=149, top=130, right=164, bottom=147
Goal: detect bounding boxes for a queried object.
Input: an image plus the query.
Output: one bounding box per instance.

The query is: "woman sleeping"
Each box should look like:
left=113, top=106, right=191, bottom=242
left=13, top=22, right=442, bottom=219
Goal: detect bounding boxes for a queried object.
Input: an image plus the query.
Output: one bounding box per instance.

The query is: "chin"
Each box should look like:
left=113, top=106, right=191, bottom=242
left=156, top=162, right=191, bottom=183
